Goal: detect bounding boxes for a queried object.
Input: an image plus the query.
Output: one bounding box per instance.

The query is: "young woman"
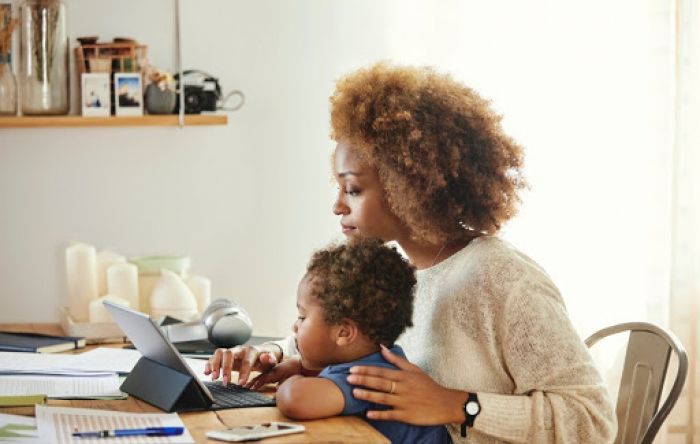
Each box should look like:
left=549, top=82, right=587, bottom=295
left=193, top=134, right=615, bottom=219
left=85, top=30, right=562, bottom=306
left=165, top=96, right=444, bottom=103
left=206, top=62, right=616, bottom=443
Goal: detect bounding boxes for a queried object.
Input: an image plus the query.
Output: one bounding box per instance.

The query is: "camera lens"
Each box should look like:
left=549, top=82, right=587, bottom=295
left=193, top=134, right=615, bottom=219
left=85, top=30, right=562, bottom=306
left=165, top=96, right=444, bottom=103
left=185, top=92, right=203, bottom=114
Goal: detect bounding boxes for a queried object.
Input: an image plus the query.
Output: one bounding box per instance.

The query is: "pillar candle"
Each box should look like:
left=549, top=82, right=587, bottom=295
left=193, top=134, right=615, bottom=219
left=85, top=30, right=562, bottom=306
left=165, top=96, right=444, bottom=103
left=187, top=275, right=211, bottom=315
left=89, top=294, right=129, bottom=323
left=107, top=262, right=139, bottom=311
left=65, top=243, right=98, bottom=322
left=96, top=250, right=126, bottom=296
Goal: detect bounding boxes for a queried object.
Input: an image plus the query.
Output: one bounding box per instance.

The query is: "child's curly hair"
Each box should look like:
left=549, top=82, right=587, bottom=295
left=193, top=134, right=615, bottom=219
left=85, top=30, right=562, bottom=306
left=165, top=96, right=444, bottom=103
left=306, top=239, right=416, bottom=346
left=330, top=62, right=527, bottom=244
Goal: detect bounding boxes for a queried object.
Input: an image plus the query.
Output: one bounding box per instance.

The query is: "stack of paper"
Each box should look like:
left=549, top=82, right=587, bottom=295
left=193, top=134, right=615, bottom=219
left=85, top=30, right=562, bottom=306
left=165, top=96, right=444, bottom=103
left=0, top=352, right=125, bottom=399
left=0, top=347, right=211, bottom=400
left=0, top=352, right=115, bottom=376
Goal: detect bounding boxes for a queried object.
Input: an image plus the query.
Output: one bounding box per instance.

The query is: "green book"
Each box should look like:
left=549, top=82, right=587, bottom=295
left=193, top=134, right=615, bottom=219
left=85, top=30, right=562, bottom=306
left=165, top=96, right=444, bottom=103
left=0, top=332, right=79, bottom=353
left=0, top=394, right=47, bottom=407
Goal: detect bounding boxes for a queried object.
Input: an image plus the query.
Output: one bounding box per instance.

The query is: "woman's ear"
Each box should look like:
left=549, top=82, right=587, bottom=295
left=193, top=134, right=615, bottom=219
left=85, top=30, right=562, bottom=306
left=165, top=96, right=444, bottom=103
left=334, top=318, right=359, bottom=347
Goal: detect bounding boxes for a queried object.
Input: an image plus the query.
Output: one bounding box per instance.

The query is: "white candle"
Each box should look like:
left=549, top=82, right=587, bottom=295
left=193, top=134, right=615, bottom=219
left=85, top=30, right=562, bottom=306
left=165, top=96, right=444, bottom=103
left=96, top=250, right=126, bottom=296
left=150, top=269, right=198, bottom=321
left=107, top=262, right=139, bottom=311
left=187, top=275, right=211, bottom=315
left=89, top=294, right=130, bottom=323
left=65, top=243, right=98, bottom=322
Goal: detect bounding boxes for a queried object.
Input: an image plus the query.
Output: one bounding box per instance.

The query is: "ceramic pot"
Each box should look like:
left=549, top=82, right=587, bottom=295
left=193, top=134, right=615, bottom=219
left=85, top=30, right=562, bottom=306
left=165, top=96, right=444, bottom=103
left=144, top=84, right=176, bottom=114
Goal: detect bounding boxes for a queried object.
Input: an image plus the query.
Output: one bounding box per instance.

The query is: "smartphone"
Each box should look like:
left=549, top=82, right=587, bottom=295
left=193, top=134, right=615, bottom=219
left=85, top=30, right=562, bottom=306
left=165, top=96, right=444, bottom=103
left=206, top=422, right=306, bottom=442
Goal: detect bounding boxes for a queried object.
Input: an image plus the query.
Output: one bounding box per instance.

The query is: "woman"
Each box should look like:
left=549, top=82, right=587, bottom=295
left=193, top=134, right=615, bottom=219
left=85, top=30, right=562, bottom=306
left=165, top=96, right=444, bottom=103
left=206, top=62, right=616, bottom=443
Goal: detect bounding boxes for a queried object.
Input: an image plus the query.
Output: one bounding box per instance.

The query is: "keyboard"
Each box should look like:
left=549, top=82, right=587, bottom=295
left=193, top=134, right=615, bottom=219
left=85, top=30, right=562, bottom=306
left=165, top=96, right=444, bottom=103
left=204, top=381, right=276, bottom=409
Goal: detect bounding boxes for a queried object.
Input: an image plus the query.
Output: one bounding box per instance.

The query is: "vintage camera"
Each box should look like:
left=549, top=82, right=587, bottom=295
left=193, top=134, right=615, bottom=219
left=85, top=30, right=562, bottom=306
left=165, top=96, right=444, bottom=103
left=174, top=70, right=221, bottom=114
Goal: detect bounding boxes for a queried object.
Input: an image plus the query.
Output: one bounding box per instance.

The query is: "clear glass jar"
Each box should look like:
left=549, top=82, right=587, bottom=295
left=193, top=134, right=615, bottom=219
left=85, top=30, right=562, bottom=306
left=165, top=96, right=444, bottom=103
left=19, top=0, right=69, bottom=115
left=0, top=53, right=17, bottom=115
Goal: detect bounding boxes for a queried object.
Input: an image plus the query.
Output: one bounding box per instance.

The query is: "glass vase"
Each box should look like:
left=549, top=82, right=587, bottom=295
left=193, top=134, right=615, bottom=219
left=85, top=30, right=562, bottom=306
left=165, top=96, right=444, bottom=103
left=0, top=53, right=17, bottom=115
left=19, top=0, right=68, bottom=115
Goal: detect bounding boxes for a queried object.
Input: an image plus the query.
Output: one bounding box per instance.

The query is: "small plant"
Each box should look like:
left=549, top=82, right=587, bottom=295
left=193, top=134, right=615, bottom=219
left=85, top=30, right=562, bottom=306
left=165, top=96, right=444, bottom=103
left=144, top=60, right=175, bottom=91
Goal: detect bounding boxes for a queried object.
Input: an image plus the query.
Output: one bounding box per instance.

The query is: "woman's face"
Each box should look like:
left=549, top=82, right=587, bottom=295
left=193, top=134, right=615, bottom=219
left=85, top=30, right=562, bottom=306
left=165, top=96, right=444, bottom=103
left=332, top=142, right=406, bottom=242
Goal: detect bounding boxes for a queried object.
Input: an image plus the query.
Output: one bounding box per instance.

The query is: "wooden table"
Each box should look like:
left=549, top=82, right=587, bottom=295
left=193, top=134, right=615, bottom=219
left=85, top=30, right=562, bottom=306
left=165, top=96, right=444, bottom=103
left=0, top=324, right=389, bottom=443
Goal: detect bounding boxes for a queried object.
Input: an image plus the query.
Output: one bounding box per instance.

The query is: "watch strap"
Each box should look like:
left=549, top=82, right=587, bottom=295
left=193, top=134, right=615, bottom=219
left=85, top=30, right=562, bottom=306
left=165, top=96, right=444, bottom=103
left=461, top=392, right=480, bottom=437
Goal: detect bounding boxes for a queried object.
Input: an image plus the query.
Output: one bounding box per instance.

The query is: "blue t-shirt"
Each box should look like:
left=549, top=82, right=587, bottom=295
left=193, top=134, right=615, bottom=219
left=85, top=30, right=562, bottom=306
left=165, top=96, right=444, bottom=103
left=319, top=345, right=452, bottom=444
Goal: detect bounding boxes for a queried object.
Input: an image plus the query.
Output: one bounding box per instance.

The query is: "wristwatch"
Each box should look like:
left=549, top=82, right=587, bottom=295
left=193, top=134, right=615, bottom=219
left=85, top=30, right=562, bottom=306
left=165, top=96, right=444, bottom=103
left=461, top=392, right=481, bottom=437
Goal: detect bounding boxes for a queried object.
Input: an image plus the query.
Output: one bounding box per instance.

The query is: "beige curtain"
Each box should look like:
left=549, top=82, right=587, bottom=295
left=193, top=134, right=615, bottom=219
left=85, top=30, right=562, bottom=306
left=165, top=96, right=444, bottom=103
left=668, top=0, right=700, bottom=442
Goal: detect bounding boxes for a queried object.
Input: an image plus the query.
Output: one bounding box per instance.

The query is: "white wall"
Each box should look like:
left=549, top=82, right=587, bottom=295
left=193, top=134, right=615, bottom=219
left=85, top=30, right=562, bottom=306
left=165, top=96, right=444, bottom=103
left=0, top=0, right=673, bottom=339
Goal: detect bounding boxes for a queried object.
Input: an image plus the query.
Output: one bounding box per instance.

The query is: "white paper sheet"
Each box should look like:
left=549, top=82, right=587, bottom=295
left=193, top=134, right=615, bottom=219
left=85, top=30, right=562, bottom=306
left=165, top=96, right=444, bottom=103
left=0, top=374, right=122, bottom=398
left=0, top=412, right=40, bottom=442
left=36, top=405, right=194, bottom=444
left=78, top=348, right=211, bottom=380
left=68, top=347, right=142, bottom=373
left=184, top=357, right=208, bottom=380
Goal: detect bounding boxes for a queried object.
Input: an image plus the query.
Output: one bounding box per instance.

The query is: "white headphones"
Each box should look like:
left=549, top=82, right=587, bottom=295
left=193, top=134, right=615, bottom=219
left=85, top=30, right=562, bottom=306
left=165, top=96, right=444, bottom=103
left=161, top=298, right=253, bottom=348
left=202, top=298, right=253, bottom=347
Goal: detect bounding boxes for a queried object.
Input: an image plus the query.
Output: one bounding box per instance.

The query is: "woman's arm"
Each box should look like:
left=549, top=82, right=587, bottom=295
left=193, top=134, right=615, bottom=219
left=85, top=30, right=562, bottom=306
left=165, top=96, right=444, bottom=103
left=276, top=375, right=345, bottom=420
left=347, top=346, right=468, bottom=425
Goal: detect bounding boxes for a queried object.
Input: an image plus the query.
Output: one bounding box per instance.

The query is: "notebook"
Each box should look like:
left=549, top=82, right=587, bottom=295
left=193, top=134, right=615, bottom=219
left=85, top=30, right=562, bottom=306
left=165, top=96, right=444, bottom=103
left=0, top=332, right=77, bottom=354
left=2, top=332, right=86, bottom=349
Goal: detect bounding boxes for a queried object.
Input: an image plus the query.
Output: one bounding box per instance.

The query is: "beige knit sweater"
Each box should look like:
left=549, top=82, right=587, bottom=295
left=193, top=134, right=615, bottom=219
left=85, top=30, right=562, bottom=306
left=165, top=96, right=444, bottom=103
left=398, top=236, right=616, bottom=443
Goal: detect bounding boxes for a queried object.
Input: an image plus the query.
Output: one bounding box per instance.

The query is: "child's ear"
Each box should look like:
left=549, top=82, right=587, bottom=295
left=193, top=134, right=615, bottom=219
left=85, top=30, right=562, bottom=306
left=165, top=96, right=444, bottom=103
left=334, top=319, right=359, bottom=347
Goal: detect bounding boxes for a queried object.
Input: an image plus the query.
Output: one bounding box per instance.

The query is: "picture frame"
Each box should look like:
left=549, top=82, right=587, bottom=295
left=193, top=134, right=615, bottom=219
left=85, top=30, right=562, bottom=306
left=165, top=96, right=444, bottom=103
left=114, top=72, right=143, bottom=116
left=81, top=73, right=111, bottom=117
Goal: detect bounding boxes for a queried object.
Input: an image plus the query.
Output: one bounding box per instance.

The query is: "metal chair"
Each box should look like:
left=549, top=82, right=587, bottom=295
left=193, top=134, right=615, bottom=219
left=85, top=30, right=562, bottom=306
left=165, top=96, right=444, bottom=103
left=585, top=322, right=688, bottom=444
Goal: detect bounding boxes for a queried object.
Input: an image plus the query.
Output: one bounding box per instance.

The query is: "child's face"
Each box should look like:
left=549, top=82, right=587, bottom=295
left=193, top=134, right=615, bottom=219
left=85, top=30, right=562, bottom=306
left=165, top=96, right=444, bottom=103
left=292, top=274, right=339, bottom=370
left=332, top=142, right=407, bottom=243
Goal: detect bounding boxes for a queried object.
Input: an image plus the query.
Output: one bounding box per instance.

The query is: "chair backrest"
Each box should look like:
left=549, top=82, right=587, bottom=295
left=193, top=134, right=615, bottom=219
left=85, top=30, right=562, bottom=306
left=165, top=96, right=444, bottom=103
left=585, top=322, right=688, bottom=444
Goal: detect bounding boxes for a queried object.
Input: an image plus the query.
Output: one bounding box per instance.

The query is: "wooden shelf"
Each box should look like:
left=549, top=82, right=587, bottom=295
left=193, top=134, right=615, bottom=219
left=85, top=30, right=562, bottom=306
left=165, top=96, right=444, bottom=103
left=0, top=114, right=228, bottom=128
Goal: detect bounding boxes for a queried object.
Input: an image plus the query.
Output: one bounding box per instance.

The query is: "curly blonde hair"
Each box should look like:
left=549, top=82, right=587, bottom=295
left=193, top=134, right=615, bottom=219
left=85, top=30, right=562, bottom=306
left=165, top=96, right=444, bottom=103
left=307, top=239, right=415, bottom=346
left=330, top=62, right=527, bottom=244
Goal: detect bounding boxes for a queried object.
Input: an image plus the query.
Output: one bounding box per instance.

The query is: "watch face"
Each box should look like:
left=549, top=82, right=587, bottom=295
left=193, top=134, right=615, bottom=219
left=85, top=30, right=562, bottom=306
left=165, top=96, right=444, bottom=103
left=466, top=401, right=480, bottom=415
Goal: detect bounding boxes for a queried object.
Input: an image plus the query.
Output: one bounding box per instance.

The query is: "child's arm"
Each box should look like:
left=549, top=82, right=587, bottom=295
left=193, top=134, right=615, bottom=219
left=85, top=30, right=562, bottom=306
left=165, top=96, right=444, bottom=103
left=276, top=375, right=345, bottom=420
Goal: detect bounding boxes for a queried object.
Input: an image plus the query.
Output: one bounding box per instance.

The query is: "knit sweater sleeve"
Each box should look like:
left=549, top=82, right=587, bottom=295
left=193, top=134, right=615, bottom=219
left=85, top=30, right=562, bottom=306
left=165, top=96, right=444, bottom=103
left=473, top=276, right=616, bottom=443
left=268, top=335, right=298, bottom=359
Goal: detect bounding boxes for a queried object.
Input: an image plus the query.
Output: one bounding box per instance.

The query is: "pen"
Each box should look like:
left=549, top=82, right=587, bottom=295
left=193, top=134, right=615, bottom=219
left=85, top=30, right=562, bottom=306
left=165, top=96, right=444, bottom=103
left=72, top=426, right=184, bottom=438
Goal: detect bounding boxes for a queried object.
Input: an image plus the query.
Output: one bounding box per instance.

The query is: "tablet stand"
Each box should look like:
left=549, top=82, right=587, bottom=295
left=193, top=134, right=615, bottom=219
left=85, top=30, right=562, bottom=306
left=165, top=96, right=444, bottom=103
left=120, top=357, right=211, bottom=412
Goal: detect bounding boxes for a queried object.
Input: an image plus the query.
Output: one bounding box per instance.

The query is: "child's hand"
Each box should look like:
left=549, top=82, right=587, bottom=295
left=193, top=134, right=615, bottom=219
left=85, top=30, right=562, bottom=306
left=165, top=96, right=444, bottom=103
left=204, top=345, right=279, bottom=385
left=245, top=358, right=304, bottom=390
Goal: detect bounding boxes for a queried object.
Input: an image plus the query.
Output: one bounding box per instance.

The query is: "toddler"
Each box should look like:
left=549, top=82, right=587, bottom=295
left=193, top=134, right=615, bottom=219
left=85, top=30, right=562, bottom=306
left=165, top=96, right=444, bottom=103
left=251, top=239, right=451, bottom=443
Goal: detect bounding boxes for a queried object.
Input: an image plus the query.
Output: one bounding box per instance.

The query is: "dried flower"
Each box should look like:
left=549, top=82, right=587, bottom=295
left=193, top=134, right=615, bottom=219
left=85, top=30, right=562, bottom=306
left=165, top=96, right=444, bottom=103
left=144, top=60, right=175, bottom=91
left=25, top=0, right=62, bottom=82
left=0, top=6, right=19, bottom=55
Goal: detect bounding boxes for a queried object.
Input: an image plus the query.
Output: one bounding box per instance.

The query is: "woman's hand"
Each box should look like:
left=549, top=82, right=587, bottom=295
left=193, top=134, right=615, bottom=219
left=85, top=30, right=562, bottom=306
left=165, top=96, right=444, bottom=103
left=245, top=358, right=304, bottom=390
left=204, top=344, right=280, bottom=385
left=347, top=345, right=467, bottom=425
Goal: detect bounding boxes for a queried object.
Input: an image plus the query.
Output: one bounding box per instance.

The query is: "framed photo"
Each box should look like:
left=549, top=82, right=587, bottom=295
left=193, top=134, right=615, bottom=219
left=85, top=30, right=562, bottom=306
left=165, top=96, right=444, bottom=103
left=114, top=72, right=143, bottom=116
left=81, top=73, right=111, bottom=117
